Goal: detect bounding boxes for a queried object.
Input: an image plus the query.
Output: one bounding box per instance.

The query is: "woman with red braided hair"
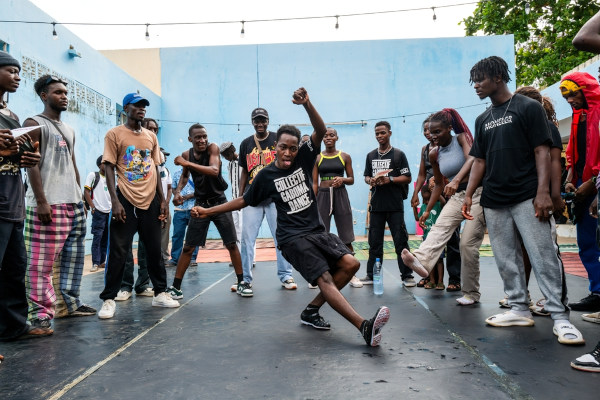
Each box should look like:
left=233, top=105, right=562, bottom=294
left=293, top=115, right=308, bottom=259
left=402, top=108, right=486, bottom=306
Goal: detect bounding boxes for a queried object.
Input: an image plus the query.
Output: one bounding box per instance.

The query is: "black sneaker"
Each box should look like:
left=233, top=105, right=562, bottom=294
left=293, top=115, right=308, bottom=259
left=571, top=341, right=600, bottom=372
left=569, top=294, right=600, bottom=312
left=300, top=309, right=331, bottom=330
left=69, top=304, right=97, bottom=317
left=361, top=306, right=390, bottom=347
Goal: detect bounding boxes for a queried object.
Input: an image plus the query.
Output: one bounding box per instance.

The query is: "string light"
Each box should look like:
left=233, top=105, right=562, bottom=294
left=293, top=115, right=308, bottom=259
left=525, top=2, right=531, bottom=15
left=145, top=23, right=150, bottom=41
left=240, top=21, right=245, bottom=38
left=1, top=2, right=480, bottom=37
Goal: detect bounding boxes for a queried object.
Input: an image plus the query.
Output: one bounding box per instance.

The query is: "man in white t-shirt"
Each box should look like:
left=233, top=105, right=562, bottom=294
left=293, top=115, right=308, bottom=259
left=159, top=147, right=172, bottom=263
left=84, top=156, right=111, bottom=272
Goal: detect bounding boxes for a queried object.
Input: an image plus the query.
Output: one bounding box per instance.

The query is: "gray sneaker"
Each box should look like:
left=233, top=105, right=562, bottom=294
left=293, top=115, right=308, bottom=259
left=360, top=276, right=373, bottom=285
left=403, top=277, right=417, bottom=287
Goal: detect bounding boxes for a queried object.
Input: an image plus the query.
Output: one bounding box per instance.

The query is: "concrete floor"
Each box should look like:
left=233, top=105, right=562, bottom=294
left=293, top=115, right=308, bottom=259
left=1, top=256, right=598, bottom=400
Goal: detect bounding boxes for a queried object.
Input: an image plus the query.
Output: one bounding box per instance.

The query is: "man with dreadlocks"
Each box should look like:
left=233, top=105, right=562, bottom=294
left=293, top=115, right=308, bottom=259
left=401, top=108, right=486, bottom=305
left=462, top=56, right=584, bottom=345
left=559, top=72, right=600, bottom=314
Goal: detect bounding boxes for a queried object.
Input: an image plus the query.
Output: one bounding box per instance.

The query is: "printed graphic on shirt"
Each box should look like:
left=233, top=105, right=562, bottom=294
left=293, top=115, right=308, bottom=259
left=371, top=159, right=392, bottom=176
left=123, top=145, right=153, bottom=182
left=0, top=157, right=19, bottom=175
left=274, top=167, right=313, bottom=214
left=484, top=115, right=513, bottom=132
left=246, top=148, right=276, bottom=184
left=54, top=134, right=69, bottom=153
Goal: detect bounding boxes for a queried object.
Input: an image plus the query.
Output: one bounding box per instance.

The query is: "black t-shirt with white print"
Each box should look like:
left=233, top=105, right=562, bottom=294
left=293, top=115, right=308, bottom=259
left=243, top=137, right=325, bottom=245
left=469, top=93, right=551, bottom=209
left=363, top=148, right=411, bottom=212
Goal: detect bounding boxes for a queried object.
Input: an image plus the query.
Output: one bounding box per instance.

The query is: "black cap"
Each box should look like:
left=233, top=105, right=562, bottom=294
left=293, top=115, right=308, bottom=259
left=251, top=108, right=269, bottom=120
left=160, top=147, right=170, bottom=156
left=96, top=156, right=103, bottom=167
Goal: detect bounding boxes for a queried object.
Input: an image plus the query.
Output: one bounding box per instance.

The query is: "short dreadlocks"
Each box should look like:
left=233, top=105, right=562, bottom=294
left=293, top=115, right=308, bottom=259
left=469, top=56, right=511, bottom=84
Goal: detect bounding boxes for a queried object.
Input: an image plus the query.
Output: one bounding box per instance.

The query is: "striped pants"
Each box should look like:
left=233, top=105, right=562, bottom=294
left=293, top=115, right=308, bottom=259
left=24, top=202, right=86, bottom=321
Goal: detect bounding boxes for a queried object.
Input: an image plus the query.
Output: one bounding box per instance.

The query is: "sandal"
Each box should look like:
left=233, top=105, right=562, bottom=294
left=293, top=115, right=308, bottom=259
left=446, top=283, right=461, bottom=292
left=417, top=278, right=428, bottom=288
left=424, top=281, right=435, bottom=289
left=435, top=283, right=445, bottom=290
left=553, top=323, right=585, bottom=345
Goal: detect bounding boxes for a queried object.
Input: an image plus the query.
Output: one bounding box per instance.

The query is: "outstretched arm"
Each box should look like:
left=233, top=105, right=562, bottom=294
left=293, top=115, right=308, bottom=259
left=191, top=196, right=247, bottom=219
left=573, top=11, right=600, bottom=52
left=293, top=88, right=327, bottom=148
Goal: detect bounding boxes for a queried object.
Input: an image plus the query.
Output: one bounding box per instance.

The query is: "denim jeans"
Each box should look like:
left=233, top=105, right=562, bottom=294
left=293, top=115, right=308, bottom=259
left=170, top=210, right=198, bottom=264
left=90, top=210, right=109, bottom=265
left=241, top=201, right=293, bottom=283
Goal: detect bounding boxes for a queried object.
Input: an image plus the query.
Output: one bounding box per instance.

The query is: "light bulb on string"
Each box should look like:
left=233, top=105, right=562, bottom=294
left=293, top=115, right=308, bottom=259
left=145, top=24, right=150, bottom=41
left=237, top=124, right=240, bottom=132
left=240, top=21, right=245, bottom=38
left=52, top=22, right=58, bottom=40
left=335, top=15, right=339, bottom=30
left=525, top=2, right=531, bottom=15
left=432, top=7, right=437, bottom=21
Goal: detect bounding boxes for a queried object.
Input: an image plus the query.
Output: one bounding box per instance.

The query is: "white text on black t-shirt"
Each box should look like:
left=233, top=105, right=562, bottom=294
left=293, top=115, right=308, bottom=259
left=274, top=167, right=313, bottom=214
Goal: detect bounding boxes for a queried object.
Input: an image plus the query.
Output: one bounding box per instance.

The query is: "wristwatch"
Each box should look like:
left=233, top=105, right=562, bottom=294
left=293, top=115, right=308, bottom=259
left=389, top=176, right=394, bottom=183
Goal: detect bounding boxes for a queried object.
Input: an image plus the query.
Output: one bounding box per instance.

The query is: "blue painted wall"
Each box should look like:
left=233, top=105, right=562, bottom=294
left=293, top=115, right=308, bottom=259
left=159, top=36, right=515, bottom=238
left=1, top=0, right=161, bottom=250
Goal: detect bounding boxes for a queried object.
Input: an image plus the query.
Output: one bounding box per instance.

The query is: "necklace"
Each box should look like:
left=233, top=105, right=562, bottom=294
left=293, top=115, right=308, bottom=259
left=378, top=145, right=392, bottom=158
left=127, top=125, right=142, bottom=134
left=490, top=95, right=513, bottom=121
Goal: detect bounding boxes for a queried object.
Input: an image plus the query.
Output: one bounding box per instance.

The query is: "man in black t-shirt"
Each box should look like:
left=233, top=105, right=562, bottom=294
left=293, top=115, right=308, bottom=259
left=361, top=121, right=414, bottom=287
left=192, top=88, right=390, bottom=347
left=0, top=52, right=48, bottom=352
left=463, top=56, right=584, bottom=345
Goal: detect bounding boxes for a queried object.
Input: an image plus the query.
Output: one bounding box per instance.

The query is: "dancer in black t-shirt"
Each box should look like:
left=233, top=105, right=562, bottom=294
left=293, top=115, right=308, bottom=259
left=463, top=56, right=584, bottom=345
left=362, top=121, right=414, bottom=286
left=191, top=88, right=390, bottom=346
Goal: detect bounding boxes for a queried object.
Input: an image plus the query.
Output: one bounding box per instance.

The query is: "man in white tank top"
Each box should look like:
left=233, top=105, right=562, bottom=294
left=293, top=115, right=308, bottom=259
left=23, top=75, right=97, bottom=330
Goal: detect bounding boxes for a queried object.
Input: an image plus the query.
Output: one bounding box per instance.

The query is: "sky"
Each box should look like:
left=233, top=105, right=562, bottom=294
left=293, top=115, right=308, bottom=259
left=28, top=0, right=479, bottom=50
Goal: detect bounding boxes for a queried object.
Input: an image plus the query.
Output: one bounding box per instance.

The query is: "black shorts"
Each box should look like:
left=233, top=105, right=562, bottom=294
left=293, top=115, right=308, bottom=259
left=184, top=197, right=237, bottom=247
left=279, top=232, right=352, bottom=285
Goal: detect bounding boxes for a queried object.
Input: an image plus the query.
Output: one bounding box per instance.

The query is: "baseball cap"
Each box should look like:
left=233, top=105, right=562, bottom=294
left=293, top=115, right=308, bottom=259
left=123, top=93, right=150, bottom=107
left=160, top=147, right=170, bottom=156
left=219, top=141, right=233, bottom=154
left=251, top=108, right=269, bottom=120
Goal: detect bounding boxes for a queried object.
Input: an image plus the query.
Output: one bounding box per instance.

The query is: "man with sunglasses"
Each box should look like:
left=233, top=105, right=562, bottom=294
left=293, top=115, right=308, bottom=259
left=22, top=75, right=97, bottom=330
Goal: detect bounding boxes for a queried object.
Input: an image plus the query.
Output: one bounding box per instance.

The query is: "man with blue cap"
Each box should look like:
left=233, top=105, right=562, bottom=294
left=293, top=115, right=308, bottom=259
left=98, top=93, right=179, bottom=319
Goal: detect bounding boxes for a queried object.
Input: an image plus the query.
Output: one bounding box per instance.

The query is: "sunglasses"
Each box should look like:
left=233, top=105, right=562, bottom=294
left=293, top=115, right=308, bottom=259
left=44, top=75, right=68, bottom=86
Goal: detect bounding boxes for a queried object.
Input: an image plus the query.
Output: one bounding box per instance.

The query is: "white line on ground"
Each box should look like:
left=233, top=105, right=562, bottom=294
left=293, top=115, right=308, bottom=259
left=47, top=271, right=234, bottom=400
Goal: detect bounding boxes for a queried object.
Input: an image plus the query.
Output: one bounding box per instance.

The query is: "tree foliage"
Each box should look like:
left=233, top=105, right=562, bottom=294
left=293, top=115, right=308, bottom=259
left=462, top=0, right=600, bottom=88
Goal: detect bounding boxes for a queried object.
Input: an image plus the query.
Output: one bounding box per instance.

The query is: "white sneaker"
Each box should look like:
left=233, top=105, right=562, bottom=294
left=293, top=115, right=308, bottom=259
left=115, top=290, right=132, bottom=301
left=282, top=278, right=298, bottom=290
left=231, top=283, right=238, bottom=292
left=136, top=288, right=154, bottom=297
left=91, top=264, right=99, bottom=272
left=349, top=276, right=364, bottom=288
left=98, top=300, right=116, bottom=319
left=152, top=292, right=180, bottom=308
